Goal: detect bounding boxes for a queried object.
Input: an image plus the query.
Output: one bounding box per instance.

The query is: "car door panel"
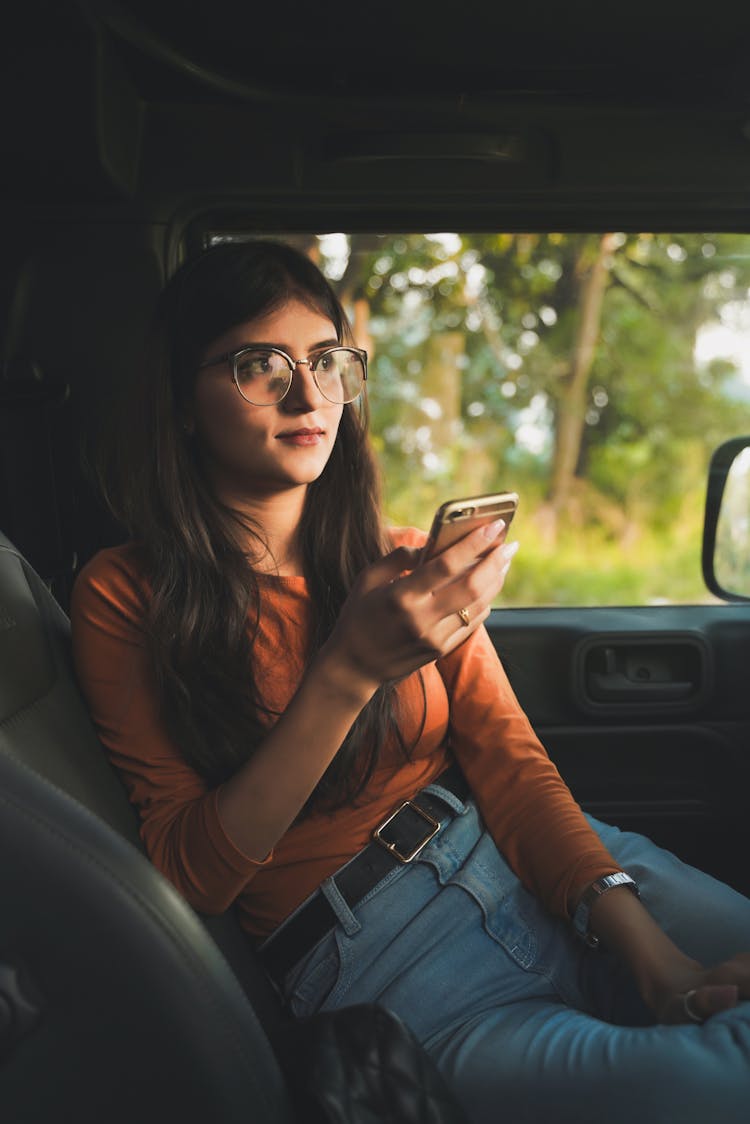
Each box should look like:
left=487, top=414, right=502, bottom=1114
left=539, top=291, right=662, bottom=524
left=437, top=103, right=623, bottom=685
left=486, top=605, right=750, bottom=897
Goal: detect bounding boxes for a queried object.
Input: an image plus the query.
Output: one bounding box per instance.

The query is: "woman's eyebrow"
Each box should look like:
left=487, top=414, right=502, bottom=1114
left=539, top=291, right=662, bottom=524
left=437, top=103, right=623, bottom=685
left=237, top=338, right=340, bottom=353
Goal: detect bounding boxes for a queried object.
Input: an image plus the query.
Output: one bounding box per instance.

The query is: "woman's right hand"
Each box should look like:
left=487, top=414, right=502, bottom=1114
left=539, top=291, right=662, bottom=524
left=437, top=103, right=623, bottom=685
left=319, top=519, right=519, bottom=700
left=217, top=520, right=516, bottom=860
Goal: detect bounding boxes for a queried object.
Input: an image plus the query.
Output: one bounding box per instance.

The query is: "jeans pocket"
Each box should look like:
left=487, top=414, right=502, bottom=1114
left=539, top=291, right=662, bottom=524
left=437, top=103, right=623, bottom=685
left=449, top=831, right=541, bottom=969
left=287, top=944, right=341, bottom=1019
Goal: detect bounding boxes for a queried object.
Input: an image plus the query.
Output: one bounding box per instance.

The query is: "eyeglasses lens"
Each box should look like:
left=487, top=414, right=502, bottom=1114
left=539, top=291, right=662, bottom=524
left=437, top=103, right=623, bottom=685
left=235, top=350, right=291, bottom=405
left=234, top=348, right=365, bottom=405
left=315, top=349, right=365, bottom=403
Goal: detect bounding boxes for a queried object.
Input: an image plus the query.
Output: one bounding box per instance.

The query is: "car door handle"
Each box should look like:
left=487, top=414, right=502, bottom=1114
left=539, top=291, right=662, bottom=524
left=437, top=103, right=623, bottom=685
left=573, top=633, right=712, bottom=713
left=587, top=646, right=694, bottom=701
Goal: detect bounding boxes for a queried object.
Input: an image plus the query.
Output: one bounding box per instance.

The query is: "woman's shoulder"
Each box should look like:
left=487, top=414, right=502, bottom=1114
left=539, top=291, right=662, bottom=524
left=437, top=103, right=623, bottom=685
left=71, top=541, right=150, bottom=621
left=75, top=540, right=148, bottom=584
left=387, top=524, right=429, bottom=551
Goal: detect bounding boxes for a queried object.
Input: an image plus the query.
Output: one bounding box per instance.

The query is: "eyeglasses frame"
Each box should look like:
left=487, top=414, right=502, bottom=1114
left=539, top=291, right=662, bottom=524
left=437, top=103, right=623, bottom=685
left=197, top=344, right=368, bottom=406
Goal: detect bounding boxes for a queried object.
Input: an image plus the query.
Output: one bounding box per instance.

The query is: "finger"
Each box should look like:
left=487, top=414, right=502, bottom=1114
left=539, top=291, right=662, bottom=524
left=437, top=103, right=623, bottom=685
left=441, top=604, right=492, bottom=653
left=700, top=984, right=740, bottom=1017
left=496, top=539, right=519, bottom=580
left=437, top=540, right=520, bottom=621
left=439, top=543, right=520, bottom=646
left=667, top=984, right=739, bottom=1025
left=356, top=546, right=422, bottom=593
left=409, top=519, right=508, bottom=594
left=706, top=953, right=750, bottom=997
left=426, top=537, right=515, bottom=618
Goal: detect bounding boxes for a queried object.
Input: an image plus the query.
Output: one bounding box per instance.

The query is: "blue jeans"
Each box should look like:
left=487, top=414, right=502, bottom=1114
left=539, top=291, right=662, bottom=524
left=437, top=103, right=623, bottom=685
left=274, top=779, right=750, bottom=1123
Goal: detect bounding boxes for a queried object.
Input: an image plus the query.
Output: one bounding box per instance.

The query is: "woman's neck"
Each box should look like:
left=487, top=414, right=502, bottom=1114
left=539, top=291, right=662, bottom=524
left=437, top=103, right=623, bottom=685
left=219, top=486, right=307, bottom=576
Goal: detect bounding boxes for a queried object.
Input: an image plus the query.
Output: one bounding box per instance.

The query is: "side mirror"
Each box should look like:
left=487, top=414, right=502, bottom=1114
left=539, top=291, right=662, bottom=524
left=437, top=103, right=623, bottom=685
left=703, top=436, right=750, bottom=602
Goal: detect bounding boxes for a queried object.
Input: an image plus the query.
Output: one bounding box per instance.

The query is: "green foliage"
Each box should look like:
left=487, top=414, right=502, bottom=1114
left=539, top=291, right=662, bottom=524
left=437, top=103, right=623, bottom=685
left=314, top=230, right=750, bottom=606
left=500, top=485, right=716, bottom=607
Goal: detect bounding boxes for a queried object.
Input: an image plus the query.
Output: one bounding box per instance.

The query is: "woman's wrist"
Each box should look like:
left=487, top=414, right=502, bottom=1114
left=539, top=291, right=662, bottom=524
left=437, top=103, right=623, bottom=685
left=572, top=872, right=639, bottom=946
left=313, top=637, right=381, bottom=708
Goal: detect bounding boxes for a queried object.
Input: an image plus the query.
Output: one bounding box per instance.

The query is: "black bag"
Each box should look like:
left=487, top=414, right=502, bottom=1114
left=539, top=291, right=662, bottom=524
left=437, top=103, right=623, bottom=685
left=283, top=1003, right=471, bottom=1124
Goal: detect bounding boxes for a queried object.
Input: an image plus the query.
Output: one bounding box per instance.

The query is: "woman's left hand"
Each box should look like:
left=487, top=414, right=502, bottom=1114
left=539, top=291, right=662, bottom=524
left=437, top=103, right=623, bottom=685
left=582, top=882, right=750, bottom=1027
left=654, top=953, right=750, bottom=1024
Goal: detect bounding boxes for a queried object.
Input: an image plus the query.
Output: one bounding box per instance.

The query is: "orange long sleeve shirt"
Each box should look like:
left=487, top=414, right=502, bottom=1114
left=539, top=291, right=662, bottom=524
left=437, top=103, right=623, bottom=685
left=70, top=526, right=619, bottom=940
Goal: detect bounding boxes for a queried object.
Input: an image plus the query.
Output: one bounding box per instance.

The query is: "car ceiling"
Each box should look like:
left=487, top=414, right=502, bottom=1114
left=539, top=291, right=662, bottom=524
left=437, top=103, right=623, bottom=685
left=64, top=1, right=750, bottom=102
left=3, top=1, right=750, bottom=229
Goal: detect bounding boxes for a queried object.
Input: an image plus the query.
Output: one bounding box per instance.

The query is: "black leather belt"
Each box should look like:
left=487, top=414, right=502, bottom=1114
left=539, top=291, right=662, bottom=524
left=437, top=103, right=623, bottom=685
left=259, top=762, right=470, bottom=988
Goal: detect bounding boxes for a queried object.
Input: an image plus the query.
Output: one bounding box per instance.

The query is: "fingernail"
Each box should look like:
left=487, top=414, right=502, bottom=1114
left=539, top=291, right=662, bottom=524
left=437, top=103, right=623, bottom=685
left=481, top=518, right=506, bottom=540
left=499, top=541, right=519, bottom=562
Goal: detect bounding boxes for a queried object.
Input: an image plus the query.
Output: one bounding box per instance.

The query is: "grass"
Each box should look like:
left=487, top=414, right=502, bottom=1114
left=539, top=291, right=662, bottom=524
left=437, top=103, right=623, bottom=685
left=497, top=516, right=717, bottom=607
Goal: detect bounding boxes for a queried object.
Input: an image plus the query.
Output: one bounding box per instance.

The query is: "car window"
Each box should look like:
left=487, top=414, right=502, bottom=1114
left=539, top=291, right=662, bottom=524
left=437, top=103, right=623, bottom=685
left=205, top=229, right=750, bottom=607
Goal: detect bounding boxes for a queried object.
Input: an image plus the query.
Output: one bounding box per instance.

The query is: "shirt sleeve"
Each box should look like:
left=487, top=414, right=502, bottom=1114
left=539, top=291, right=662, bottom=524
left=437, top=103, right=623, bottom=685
left=69, top=549, right=271, bottom=914
left=387, top=522, right=620, bottom=919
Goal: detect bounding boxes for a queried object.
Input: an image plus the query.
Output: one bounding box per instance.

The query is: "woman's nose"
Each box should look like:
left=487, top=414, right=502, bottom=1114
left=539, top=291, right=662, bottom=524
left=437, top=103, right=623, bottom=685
left=281, top=360, right=325, bottom=411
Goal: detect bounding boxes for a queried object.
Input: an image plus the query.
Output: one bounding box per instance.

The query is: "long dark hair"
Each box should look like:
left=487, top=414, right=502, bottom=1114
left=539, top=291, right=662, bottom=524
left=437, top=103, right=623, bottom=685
left=96, top=239, right=419, bottom=811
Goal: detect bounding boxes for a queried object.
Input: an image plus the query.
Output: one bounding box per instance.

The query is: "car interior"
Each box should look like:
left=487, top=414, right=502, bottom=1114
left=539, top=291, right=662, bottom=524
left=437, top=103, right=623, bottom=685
left=3, top=2, right=750, bottom=1121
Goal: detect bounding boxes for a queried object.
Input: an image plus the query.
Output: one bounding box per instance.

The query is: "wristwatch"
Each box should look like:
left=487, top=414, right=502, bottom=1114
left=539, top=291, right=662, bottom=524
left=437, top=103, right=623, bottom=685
left=572, top=872, right=640, bottom=948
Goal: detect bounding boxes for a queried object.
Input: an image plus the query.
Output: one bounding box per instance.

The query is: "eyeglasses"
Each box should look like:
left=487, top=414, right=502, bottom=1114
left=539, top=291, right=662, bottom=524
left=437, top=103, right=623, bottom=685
left=197, top=345, right=368, bottom=406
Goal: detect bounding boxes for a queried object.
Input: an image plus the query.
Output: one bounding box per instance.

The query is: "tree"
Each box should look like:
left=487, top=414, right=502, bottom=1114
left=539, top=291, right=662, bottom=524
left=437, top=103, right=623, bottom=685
left=309, top=229, right=750, bottom=601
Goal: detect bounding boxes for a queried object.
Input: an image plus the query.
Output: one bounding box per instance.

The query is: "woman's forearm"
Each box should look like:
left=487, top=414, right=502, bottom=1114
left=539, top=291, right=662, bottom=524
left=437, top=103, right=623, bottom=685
left=582, top=885, right=699, bottom=1010
left=216, top=530, right=516, bottom=862
left=215, top=642, right=378, bottom=861
left=217, top=529, right=518, bottom=862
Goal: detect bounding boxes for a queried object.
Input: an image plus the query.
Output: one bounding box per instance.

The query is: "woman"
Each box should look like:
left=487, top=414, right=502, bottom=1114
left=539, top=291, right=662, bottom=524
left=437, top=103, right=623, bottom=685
left=71, top=239, right=750, bottom=1123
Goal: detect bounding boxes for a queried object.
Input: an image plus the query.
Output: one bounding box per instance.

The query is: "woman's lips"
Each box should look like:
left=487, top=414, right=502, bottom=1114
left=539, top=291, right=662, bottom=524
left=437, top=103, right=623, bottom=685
left=275, top=428, right=325, bottom=446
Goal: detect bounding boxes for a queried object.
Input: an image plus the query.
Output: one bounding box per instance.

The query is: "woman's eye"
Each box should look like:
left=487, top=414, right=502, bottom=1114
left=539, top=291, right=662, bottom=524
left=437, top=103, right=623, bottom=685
left=237, top=353, right=272, bottom=379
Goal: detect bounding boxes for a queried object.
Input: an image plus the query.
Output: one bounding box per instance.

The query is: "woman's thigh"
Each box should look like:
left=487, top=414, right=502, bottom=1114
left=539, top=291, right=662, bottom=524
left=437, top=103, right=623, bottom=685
left=430, top=994, right=750, bottom=1124
left=439, top=815, right=750, bottom=1124
left=284, top=806, right=750, bottom=1123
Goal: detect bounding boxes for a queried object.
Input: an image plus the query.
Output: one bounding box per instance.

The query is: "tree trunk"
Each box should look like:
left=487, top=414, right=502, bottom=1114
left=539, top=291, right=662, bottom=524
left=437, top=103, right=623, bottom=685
left=543, top=233, right=618, bottom=537
left=402, top=331, right=463, bottom=451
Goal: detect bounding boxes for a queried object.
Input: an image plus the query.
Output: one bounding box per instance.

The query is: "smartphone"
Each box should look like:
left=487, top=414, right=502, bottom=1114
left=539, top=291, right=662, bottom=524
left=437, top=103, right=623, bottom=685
left=421, top=491, right=519, bottom=563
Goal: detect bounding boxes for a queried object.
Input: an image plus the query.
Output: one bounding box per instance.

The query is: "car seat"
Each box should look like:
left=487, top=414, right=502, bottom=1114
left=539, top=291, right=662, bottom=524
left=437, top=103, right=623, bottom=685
left=0, top=531, right=467, bottom=1124
left=0, top=530, right=298, bottom=1123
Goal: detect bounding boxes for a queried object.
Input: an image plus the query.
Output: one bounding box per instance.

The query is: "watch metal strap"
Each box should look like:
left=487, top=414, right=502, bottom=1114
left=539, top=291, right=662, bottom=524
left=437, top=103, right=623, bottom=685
left=572, top=872, right=640, bottom=948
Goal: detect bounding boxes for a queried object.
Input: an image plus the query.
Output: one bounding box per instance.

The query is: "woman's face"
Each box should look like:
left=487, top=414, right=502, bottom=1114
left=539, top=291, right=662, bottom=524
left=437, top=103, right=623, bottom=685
left=186, top=299, right=346, bottom=505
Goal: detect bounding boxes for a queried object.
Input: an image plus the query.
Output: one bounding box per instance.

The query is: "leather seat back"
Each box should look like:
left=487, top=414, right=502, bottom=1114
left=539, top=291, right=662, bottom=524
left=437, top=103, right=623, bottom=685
left=0, top=533, right=142, bottom=844
left=0, top=532, right=296, bottom=1123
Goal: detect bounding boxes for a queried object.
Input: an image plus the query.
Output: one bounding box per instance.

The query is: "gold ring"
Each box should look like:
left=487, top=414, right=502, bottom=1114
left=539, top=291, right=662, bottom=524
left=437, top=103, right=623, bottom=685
left=456, top=607, right=471, bottom=627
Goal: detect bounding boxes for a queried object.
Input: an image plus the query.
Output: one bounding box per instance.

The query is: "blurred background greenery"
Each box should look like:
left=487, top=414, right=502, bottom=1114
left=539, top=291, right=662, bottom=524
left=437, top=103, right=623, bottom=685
left=227, top=230, right=750, bottom=606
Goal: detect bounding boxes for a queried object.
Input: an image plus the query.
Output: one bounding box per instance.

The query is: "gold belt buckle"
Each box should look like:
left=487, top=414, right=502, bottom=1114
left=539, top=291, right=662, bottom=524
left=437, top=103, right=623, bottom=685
left=372, top=800, right=441, bottom=863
